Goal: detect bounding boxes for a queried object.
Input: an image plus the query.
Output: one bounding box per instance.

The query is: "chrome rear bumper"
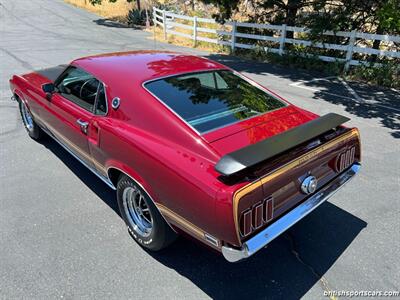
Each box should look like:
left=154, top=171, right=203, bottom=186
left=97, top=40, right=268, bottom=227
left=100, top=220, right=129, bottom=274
left=222, top=163, right=361, bottom=262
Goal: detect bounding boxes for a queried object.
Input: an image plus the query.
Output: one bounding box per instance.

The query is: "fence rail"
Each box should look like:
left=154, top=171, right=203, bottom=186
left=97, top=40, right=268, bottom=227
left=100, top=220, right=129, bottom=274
left=153, top=7, right=399, bottom=70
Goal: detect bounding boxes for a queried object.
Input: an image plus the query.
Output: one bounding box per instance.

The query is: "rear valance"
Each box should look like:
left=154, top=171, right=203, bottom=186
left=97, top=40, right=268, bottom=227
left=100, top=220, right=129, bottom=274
left=214, top=113, right=350, bottom=176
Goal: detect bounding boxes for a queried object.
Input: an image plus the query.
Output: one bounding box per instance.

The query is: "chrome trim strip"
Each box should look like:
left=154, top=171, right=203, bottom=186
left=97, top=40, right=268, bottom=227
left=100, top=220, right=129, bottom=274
left=39, top=126, right=116, bottom=190
left=96, top=82, right=109, bottom=116
left=222, top=163, right=361, bottom=262
left=188, top=105, right=249, bottom=126
left=42, top=124, right=177, bottom=234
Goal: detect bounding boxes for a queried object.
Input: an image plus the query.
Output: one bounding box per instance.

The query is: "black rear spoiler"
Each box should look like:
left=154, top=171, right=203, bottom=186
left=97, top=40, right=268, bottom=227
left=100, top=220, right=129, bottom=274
left=214, top=113, right=350, bottom=176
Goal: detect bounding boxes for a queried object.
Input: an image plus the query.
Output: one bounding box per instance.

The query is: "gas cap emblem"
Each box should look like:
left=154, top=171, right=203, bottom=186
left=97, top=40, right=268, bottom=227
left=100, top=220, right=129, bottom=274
left=111, top=97, right=120, bottom=109
left=301, top=175, right=318, bottom=194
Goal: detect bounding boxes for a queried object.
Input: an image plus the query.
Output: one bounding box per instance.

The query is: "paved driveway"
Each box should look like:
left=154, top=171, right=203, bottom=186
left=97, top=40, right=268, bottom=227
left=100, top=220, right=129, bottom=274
left=1, top=1, right=399, bottom=299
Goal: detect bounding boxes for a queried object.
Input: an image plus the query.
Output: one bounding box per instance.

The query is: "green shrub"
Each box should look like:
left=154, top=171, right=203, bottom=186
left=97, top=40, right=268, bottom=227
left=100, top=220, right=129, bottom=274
left=237, top=45, right=345, bottom=76
left=349, top=60, right=400, bottom=88
left=127, top=9, right=147, bottom=26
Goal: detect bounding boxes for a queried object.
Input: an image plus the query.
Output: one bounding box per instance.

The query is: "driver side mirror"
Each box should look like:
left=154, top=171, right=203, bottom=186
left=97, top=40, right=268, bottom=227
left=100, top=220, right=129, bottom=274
left=42, top=83, right=55, bottom=101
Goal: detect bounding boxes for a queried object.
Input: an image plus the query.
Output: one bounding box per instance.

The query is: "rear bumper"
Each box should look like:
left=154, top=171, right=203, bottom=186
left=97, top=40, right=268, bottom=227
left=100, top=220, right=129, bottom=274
left=222, top=163, right=361, bottom=262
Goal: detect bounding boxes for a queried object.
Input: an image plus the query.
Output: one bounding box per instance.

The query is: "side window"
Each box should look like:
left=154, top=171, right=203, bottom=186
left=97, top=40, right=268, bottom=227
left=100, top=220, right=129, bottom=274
left=56, top=66, right=99, bottom=112
left=215, top=72, right=228, bottom=89
left=95, top=84, right=107, bottom=115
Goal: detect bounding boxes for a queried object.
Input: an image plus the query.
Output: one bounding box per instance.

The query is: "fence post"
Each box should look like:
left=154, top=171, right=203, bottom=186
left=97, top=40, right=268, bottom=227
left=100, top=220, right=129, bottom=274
left=162, top=10, right=167, bottom=40
left=153, top=7, right=156, bottom=27
left=231, top=21, right=237, bottom=54
left=345, top=30, right=356, bottom=72
left=279, top=24, right=287, bottom=55
left=193, top=16, right=197, bottom=47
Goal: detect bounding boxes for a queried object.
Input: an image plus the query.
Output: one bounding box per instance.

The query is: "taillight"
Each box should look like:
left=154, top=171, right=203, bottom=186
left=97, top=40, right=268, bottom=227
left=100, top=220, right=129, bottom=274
left=252, top=203, right=263, bottom=229
left=335, top=146, right=355, bottom=173
left=264, top=197, right=274, bottom=222
left=241, top=210, right=252, bottom=236
left=239, top=197, right=274, bottom=237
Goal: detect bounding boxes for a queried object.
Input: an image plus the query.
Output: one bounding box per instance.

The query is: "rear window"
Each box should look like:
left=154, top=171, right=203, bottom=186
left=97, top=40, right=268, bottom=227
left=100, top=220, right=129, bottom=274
left=144, top=70, right=286, bottom=133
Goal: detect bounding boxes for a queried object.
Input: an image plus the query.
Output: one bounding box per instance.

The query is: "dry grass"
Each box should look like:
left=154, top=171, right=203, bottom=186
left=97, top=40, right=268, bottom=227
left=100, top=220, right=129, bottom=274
left=64, top=0, right=134, bottom=21
left=148, top=26, right=230, bottom=54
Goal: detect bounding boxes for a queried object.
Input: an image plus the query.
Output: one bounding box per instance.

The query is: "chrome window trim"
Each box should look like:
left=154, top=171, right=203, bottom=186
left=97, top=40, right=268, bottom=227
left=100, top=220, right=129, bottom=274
left=142, top=72, right=204, bottom=136
left=94, top=82, right=109, bottom=116
left=200, top=105, right=286, bottom=135
left=55, top=65, right=108, bottom=116
left=141, top=69, right=288, bottom=136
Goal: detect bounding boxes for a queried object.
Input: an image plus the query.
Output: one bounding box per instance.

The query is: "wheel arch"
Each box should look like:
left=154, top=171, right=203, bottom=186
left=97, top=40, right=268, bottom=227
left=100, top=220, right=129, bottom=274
left=13, top=89, right=24, bottom=103
left=106, top=164, right=149, bottom=195
left=106, top=164, right=178, bottom=233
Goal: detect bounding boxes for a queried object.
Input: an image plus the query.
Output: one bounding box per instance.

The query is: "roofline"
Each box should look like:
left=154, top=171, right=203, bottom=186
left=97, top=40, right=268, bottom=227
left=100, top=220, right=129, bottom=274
left=141, top=68, right=288, bottom=137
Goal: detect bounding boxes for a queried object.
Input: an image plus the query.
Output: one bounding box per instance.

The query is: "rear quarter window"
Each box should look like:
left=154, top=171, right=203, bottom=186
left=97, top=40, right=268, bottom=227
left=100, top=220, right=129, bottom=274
left=144, top=70, right=286, bottom=133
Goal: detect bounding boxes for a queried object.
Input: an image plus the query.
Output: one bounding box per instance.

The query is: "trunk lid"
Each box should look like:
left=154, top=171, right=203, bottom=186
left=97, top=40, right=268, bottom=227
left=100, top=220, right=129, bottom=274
left=203, top=105, right=317, bottom=156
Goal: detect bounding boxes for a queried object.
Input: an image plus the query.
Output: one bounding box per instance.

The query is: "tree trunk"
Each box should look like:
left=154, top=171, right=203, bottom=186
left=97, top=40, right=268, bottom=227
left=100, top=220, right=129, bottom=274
left=371, top=25, right=383, bottom=62
left=285, top=0, right=298, bottom=39
left=136, top=0, right=141, bottom=11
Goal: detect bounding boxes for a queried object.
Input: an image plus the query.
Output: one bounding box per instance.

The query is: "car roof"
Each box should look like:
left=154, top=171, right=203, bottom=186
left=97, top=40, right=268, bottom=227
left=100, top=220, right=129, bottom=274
left=71, top=50, right=228, bottom=86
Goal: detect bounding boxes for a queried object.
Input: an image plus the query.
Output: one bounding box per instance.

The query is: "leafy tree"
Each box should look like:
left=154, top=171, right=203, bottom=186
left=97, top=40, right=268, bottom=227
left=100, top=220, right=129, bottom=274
left=377, top=0, right=400, bottom=34
left=200, top=0, right=310, bottom=38
left=303, top=0, right=399, bottom=54
left=200, top=0, right=399, bottom=51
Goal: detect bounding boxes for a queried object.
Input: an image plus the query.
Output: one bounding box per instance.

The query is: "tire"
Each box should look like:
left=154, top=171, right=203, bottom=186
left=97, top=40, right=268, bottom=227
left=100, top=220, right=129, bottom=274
left=18, top=98, right=43, bottom=140
left=116, top=174, right=177, bottom=251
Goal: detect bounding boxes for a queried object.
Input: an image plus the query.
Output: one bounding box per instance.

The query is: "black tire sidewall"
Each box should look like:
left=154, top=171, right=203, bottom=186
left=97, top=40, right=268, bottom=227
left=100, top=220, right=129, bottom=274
left=116, top=175, right=173, bottom=251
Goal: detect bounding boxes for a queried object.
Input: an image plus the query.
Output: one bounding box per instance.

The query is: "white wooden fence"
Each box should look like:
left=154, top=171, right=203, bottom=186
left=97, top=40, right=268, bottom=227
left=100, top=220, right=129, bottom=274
left=153, top=7, right=399, bottom=71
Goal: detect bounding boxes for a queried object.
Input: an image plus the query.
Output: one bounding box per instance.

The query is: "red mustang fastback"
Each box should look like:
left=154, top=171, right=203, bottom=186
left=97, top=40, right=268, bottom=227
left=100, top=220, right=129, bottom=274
left=10, top=51, right=361, bottom=262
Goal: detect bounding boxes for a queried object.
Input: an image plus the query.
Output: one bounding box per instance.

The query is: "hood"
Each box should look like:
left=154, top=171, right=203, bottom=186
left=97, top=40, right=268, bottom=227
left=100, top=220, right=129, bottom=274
left=203, top=105, right=318, bottom=156
left=21, top=65, right=67, bottom=86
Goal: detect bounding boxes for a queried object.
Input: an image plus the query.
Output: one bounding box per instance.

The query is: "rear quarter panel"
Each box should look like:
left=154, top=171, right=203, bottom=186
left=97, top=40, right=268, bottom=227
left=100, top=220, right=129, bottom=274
left=100, top=119, right=232, bottom=243
left=94, top=82, right=235, bottom=246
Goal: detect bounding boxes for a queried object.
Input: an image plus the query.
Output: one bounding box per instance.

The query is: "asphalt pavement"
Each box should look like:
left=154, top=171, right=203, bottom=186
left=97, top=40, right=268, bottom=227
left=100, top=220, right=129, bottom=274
left=1, top=0, right=399, bottom=299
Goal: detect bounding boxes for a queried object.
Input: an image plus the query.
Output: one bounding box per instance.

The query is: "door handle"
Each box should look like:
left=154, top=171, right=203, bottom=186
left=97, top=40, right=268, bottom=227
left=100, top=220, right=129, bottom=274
left=76, top=119, right=89, bottom=134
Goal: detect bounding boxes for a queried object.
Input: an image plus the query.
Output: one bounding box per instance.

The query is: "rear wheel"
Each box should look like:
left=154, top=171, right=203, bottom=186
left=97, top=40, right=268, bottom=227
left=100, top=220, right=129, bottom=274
left=18, top=99, right=43, bottom=140
left=116, top=174, right=177, bottom=251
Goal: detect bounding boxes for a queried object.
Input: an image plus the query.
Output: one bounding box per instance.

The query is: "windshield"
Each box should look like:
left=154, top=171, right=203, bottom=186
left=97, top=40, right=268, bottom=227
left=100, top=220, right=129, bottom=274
left=144, top=70, right=287, bottom=133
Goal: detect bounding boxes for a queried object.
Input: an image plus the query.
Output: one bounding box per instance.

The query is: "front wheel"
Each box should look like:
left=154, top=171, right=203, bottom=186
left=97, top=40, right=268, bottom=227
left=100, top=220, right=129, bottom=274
left=18, top=99, right=43, bottom=140
left=116, top=174, right=177, bottom=251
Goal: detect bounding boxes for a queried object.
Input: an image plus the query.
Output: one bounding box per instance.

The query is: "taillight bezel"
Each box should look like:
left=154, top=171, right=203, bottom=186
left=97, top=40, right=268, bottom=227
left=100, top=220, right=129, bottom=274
left=239, top=197, right=274, bottom=237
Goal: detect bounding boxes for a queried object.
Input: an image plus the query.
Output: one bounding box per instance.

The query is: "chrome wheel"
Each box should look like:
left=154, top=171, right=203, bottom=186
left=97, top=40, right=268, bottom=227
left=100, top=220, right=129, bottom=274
left=21, top=102, right=34, bottom=132
left=122, top=186, right=153, bottom=237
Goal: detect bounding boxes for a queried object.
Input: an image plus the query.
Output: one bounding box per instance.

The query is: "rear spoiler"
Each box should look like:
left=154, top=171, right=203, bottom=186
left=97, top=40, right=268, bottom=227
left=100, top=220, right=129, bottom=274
left=214, top=113, right=350, bottom=176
